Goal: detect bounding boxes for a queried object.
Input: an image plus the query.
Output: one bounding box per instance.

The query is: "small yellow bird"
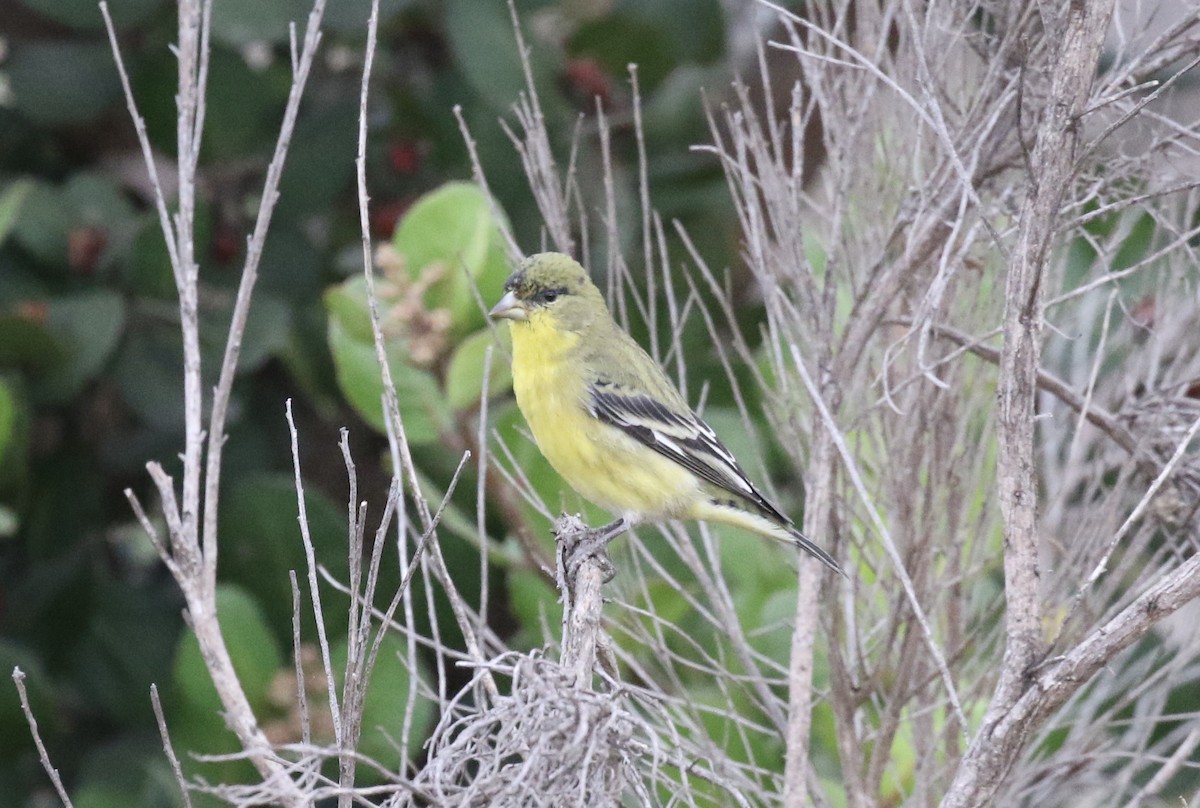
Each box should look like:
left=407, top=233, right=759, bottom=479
left=489, top=252, right=840, bottom=575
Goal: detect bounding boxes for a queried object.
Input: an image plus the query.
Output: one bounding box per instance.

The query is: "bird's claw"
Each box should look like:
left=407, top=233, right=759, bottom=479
left=565, top=530, right=616, bottom=584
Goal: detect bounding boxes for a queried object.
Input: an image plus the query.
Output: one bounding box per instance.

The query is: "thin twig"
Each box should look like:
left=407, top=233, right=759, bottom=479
left=99, top=2, right=181, bottom=276
left=289, top=572, right=312, bottom=746
left=791, top=345, right=969, bottom=736
left=286, top=399, right=342, bottom=739
left=1128, top=725, right=1200, bottom=806
left=151, top=684, right=194, bottom=808
left=201, top=0, right=329, bottom=588
left=904, top=319, right=1140, bottom=456
left=943, top=0, right=1118, bottom=801
left=12, top=668, right=73, bottom=808
left=1076, top=413, right=1200, bottom=599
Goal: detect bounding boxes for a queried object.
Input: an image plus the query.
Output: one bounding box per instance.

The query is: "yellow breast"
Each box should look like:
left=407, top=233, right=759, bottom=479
left=507, top=313, right=697, bottom=519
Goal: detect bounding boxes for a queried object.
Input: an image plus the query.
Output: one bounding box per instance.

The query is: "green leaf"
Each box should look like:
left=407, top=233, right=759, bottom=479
left=167, top=699, right=257, bottom=791
left=63, top=172, right=138, bottom=236
left=200, top=48, right=292, bottom=160
left=0, top=310, right=65, bottom=369
left=392, top=181, right=511, bottom=336
left=570, top=0, right=725, bottom=92
left=36, top=291, right=126, bottom=402
left=11, top=181, right=71, bottom=268
left=14, top=449, right=103, bottom=563
left=73, top=578, right=181, bottom=724
left=1112, top=211, right=1155, bottom=273
left=278, top=301, right=341, bottom=417
left=125, top=203, right=211, bottom=296
left=172, top=584, right=282, bottom=713
left=0, top=179, right=33, bottom=248
left=7, top=42, right=120, bottom=126
left=507, top=566, right=558, bottom=647
left=219, top=475, right=350, bottom=646
left=242, top=295, right=294, bottom=371
left=275, top=97, right=358, bottom=220
left=323, top=276, right=375, bottom=342
left=200, top=294, right=292, bottom=374
left=392, top=182, right=500, bottom=279
left=445, top=0, right=558, bottom=111
left=881, top=723, right=918, bottom=802
left=571, top=16, right=671, bottom=90
left=210, top=0, right=311, bottom=46
left=112, top=325, right=187, bottom=431
left=322, top=0, right=412, bottom=34
left=620, top=0, right=725, bottom=65
left=259, top=223, right=324, bottom=302
left=74, top=785, right=148, bottom=808
left=0, top=375, right=30, bottom=493
left=445, top=328, right=512, bottom=410
left=641, top=64, right=727, bottom=145
left=326, top=312, right=450, bottom=443
left=11, top=174, right=135, bottom=271
left=753, top=588, right=802, bottom=665
left=16, top=0, right=166, bottom=29
left=126, top=218, right=176, bottom=299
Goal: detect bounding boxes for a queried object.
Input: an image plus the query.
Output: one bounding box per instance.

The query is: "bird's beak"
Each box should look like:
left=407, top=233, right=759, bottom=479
left=489, top=290, right=528, bottom=321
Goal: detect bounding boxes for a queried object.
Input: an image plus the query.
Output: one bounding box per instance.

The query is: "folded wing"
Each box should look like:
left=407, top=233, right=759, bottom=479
left=589, top=381, right=790, bottom=525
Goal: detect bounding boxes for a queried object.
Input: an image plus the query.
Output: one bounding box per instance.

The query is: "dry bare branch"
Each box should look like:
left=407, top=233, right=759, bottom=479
left=100, top=0, right=329, bottom=798
left=12, top=668, right=73, bottom=808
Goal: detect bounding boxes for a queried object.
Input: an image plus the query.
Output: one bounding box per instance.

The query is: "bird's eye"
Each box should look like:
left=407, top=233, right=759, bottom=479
left=540, top=289, right=559, bottom=304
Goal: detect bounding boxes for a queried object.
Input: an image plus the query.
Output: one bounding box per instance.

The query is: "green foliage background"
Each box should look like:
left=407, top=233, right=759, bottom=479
left=0, top=0, right=805, bottom=803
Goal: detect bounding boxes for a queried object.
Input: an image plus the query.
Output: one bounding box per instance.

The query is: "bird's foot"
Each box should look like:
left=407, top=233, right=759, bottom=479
left=566, top=535, right=614, bottom=581
left=561, top=517, right=628, bottom=586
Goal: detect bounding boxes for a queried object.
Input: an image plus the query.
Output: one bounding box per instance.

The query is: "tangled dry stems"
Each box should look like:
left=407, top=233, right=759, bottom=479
left=393, top=655, right=643, bottom=808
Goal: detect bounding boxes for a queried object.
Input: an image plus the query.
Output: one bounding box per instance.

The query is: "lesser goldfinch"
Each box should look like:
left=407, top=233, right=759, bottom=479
left=489, top=252, right=840, bottom=575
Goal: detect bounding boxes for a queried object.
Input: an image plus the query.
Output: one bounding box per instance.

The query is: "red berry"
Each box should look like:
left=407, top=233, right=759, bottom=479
left=212, top=224, right=241, bottom=266
left=371, top=198, right=412, bottom=239
left=68, top=226, right=107, bottom=275
left=564, top=58, right=613, bottom=108
left=389, top=140, right=422, bottom=175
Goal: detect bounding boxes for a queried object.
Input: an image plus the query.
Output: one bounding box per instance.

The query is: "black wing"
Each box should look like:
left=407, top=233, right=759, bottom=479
left=588, top=382, right=790, bottom=524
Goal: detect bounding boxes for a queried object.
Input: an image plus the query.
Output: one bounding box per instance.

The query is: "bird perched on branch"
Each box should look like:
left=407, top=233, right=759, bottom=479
left=489, top=252, right=841, bottom=575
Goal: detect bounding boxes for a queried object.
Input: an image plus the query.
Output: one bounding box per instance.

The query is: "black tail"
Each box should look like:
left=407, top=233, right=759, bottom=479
left=788, top=526, right=844, bottom=577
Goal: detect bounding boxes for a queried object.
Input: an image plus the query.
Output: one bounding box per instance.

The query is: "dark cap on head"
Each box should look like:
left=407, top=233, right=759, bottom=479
left=503, top=253, right=594, bottom=299
left=489, top=252, right=606, bottom=324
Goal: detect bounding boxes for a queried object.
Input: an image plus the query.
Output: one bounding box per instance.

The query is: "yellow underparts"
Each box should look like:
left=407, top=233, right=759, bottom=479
left=687, top=498, right=794, bottom=545
left=508, top=311, right=700, bottom=522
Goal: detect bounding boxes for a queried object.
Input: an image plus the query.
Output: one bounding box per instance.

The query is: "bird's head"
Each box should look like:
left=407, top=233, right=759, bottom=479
left=489, top=252, right=607, bottom=333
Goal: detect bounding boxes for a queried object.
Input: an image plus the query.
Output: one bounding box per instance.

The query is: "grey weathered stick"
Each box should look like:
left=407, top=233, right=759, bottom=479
left=288, top=572, right=312, bottom=746
left=556, top=515, right=610, bottom=689
left=801, top=342, right=968, bottom=716
left=905, top=320, right=1140, bottom=456
left=1128, top=725, right=1200, bottom=806
left=783, top=435, right=832, bottom=806
left=201, top=0, right=329, bottom=592
left=286, top=399, right=342, bottom=741
left=102, top=0, right=327, bottom=799
left=942, top=1, right=1118, bottom=804
left=12, top=667, right=73, bottom=808
left=947, top=547, right=1200, bottom=806
left=150, top=684, right=194, bottom=808
left=352, top=0, right=498, bottom=707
